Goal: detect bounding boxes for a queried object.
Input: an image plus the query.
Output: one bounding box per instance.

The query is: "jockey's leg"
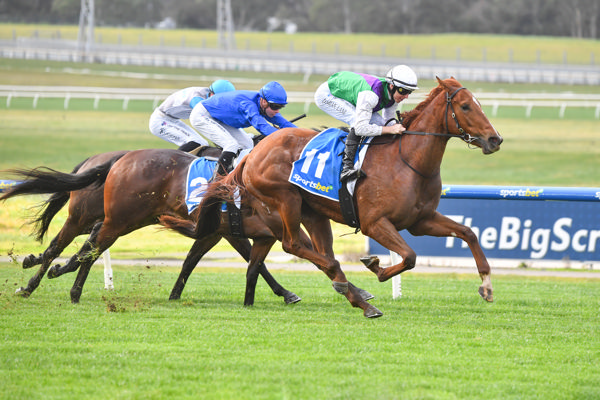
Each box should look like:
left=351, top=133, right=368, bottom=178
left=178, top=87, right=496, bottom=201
left=216, top=150, right=236, bottom=175
left=340, top=128, right=366, bottom=182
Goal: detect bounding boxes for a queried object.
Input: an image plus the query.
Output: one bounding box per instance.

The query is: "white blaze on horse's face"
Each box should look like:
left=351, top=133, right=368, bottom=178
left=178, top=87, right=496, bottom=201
left=473, top=94, right=501, bottom=136
left=466, top=91, right=502, bottom=154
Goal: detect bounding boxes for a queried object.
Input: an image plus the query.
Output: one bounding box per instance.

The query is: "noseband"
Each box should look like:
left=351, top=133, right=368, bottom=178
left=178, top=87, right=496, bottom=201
left=390, top=86, right=479, bottom=178
left=400, top=87, right=476, bottom=144
left=443, top=87, right=477, bottom=145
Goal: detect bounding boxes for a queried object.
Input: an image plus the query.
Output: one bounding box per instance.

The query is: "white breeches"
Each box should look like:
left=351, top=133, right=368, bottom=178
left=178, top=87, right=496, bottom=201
left=189, top=104, right=254, bottom=153
left=149, top=108, right=209, bottom=147
left=314, top=82, right=386, bottom=134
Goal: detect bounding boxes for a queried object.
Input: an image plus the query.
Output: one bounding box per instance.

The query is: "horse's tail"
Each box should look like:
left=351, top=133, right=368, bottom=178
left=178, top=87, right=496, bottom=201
left=194, top=158, right=248, bottom=239
left=0, top=158, right=117, bottom=202
left=28, top=157, right=88, bottom=242
left=158, top=215, right=197, bottom=238
left=28, top=152, right=128, bottom=242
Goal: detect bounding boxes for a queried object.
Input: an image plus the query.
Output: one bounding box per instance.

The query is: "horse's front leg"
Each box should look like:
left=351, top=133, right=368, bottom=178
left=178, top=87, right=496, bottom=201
left=226, top=235, right=301, bottom=305
left=244, top=237, right=276, bottom=306
left=408, top=211, right=493, bottom=302
left=169, top=233, right=222, bottom=300
left=359, top=217, right=417, bottom=281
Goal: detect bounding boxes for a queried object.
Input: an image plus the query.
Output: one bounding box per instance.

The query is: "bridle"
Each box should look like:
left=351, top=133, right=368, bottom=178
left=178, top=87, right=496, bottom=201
left=400, top=87, right=477, bottom=145
left=382, top=86, right=479, bottom=178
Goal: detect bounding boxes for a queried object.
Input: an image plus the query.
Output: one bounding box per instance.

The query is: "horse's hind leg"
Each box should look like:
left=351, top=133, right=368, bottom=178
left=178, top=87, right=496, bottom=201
left=169, top=233, right=222, bottom=300
left=226, top=236, right=301, bottom=306
left=15, top=224, right=82, bottom=297
left=69, top=228, right=118, bottom=304
left=300, top=213, right=375, bottom=302
left=22, top=254, right=42, bottom=269
left=48, top=222, right=103, bottom=279
left=279, top=198, right=381, bottom=318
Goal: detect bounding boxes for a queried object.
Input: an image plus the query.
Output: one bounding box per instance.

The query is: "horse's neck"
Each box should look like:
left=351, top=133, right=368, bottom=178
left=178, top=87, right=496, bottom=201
left=399, top=110, right=449, bottom=178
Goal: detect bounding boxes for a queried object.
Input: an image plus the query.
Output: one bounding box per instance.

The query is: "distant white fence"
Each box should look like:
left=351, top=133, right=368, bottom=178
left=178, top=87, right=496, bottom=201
left=2, top=43, right=600, bottom=86
left=2, top=85, right=599, bottom=119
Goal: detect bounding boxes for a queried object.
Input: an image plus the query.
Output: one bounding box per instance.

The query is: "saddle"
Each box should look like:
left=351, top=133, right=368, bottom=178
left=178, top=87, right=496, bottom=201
left=338, top=181, right=360, bottom=229
left=338, top=135, right=366, bottom=230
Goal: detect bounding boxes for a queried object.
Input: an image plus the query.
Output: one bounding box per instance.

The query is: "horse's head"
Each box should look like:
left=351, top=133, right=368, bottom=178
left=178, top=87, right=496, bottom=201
left=437, top=77, right=503, bottom=154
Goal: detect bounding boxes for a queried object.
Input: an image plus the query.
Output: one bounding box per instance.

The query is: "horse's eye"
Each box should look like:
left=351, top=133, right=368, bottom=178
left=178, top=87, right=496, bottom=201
left=461, top=103, right=471, bottom=111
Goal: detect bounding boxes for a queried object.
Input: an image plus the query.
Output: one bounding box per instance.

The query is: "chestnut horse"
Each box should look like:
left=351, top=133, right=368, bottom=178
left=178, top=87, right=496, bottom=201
left=1, top=149, right=300, bottom=305
left=196, top=77, right=503, bottom=318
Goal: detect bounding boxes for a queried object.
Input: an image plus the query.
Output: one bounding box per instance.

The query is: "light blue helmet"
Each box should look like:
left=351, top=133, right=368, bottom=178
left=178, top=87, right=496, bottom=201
left=209, top=79, right=235, bottom=95
left=259, top=81, right=288, bottom=105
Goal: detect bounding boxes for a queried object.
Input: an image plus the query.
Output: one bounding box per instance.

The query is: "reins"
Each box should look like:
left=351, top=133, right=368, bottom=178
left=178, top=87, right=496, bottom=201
left=376, top=86, right=478, bottom=178
left=384, top=87, right=476, bottom=143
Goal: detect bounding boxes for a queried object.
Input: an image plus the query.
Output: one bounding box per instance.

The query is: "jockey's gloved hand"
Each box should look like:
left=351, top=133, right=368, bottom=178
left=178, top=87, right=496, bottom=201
left=253, top=134, right=267, bottom=146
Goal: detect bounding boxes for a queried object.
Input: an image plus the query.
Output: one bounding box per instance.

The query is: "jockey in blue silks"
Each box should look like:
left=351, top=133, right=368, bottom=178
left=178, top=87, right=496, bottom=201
left=189, top=81, right=297, bottom=175
left=149, top=79, right=235, bottom=152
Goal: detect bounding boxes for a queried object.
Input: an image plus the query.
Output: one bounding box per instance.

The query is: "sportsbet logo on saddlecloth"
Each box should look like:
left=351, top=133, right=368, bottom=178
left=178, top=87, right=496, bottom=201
left=291, top=174, right=333, bottom=194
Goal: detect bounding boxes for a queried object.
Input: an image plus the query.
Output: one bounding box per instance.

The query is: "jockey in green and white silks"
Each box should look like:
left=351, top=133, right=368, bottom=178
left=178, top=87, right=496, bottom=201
left=149, top=80, right=235, bottom=151
left=314, top=65, right=418, bottom=181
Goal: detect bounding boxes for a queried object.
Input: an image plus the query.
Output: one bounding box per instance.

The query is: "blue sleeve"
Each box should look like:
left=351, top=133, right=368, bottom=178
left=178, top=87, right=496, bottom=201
left=240, top=100, right=278, bottom=135
left=189, top=96, right=203, bottom=109
left=270, top=114, right=298, bottom=129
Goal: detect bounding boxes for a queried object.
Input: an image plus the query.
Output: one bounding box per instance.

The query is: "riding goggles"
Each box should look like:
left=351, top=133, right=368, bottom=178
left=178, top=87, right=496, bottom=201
left=268, top=102, right=285, bottom=110
left=395, top=86, right=413, bottom=96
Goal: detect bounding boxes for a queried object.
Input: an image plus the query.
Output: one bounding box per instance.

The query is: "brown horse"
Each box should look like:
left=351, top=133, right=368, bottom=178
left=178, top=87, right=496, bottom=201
left=4, top=150, right=128, bottom=296
left=1, top=149, right=300, bottom=305
left=195, top=77, right=503, bottom=317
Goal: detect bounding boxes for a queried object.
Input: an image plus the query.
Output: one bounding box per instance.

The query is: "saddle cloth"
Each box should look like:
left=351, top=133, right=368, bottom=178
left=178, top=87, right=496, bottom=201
left=288, top=128, right=370, bottom=202
left=185, top=157, right=217, bottom=213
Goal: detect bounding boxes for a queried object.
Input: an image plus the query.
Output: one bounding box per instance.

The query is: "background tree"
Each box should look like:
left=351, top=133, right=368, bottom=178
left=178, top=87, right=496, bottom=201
left=0, top=0, right=597, bottom=39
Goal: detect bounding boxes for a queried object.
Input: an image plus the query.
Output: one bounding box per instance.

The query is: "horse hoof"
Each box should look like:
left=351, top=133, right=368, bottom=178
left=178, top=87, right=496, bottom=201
left=47, top=265, right=59, bottom=279
left=356, top=288, right=375, bottom=301
left=284, top=292, right=301, bottom=304
left=359, top=255, right=379, bottom=268
left=22, top=254, right=37, bottom=269
left=15, top=287, right=31, bottom=297
left=168, top=295, right=181, bottom=301
left=478, top=286, right=494, bottom=302
left=364, top=304, right=383, bottom=318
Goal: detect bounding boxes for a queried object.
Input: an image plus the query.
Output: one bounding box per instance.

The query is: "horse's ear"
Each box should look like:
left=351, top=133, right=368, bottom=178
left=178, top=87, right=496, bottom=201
left=436, top=76, right=449, bottom=91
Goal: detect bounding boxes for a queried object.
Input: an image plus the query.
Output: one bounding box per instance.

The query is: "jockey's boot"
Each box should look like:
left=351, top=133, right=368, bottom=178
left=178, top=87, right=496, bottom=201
left=177, top=141, right=202, bottom=153
left=216, top=150, right=236, bottom=176
left=340, top=128, right=366, bottom=182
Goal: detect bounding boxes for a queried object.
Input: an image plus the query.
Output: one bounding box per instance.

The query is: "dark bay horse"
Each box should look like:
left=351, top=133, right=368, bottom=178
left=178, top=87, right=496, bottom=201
left=4, top=150, right=128, bottom=296
left=195, top=77, right=503, bottom=317
left=1, top=149, right=300, bottom=305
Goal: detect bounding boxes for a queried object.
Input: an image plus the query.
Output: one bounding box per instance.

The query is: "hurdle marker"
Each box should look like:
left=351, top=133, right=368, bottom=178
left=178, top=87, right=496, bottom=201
left=390, top=251, right=402, bottom=299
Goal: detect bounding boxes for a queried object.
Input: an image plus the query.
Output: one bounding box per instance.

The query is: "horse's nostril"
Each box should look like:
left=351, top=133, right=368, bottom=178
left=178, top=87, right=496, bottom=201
left=490, top=136, right=503, bottom=146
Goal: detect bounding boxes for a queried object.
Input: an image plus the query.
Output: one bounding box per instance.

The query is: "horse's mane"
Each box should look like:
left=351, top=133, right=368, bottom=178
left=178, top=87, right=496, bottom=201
left=398, top=84, right=444, bottom=128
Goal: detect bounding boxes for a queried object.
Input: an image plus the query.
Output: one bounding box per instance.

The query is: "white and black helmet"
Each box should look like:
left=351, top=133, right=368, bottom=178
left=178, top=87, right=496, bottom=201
left=385, top=65, right=419, bottom=92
